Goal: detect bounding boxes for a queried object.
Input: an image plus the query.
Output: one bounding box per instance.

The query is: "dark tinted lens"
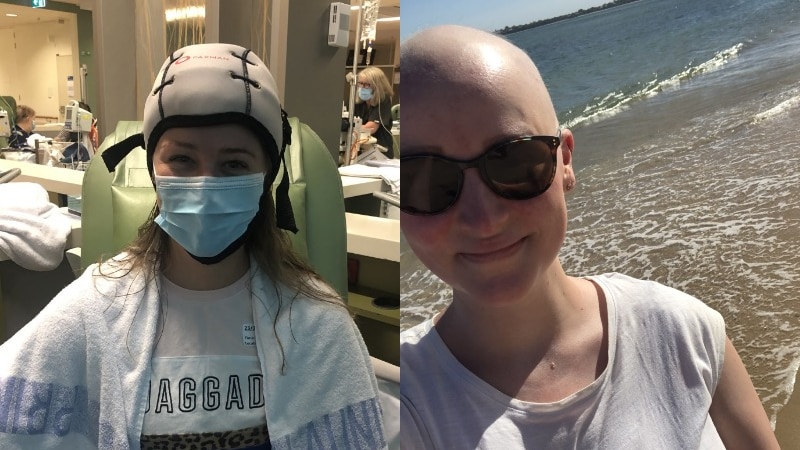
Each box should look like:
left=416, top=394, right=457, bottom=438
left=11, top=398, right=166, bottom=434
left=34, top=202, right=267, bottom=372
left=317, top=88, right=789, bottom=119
left=483, top=138, right=555, bottom=199
left=400, top=157, right=462, bottom=214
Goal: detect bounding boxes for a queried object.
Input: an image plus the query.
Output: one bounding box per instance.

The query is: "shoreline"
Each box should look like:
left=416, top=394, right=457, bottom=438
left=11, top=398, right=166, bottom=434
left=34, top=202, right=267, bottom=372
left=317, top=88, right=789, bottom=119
left=495, top=0, right=642, bottom=35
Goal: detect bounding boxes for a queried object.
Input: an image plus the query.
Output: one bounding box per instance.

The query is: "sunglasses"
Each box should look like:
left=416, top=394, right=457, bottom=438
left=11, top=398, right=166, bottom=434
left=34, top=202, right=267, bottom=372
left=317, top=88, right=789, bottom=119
left=400, top=131, right=561, bottom=215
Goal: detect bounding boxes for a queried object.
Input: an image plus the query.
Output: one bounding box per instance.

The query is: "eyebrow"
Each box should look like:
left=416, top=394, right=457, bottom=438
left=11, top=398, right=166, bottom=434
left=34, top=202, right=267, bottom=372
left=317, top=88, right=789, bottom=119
left=169, top=140, right=259, bottom=157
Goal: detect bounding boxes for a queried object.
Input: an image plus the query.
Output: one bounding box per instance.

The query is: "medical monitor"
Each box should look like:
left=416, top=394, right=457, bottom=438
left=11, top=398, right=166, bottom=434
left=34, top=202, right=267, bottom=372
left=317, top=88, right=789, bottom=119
left=64, top=101, right=92, bottom=132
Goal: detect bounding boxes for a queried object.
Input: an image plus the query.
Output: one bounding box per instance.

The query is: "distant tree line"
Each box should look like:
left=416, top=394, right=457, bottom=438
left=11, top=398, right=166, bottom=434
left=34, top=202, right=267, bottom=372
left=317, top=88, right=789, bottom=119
left=496, top=0, right=641, bottom=35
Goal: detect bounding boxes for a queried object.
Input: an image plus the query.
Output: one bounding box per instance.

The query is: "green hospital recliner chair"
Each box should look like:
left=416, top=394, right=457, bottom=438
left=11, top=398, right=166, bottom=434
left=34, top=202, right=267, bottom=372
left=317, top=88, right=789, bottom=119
left=0, top=96, right=17, bottom=148
left=80, top=119, right=399, bottom=448
left=80, top=118, right=348, bottom=300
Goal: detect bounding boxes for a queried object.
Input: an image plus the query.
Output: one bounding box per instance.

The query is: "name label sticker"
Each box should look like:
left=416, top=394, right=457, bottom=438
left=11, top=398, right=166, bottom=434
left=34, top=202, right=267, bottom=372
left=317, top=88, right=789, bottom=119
left=242, top=323, right=256, bottom=346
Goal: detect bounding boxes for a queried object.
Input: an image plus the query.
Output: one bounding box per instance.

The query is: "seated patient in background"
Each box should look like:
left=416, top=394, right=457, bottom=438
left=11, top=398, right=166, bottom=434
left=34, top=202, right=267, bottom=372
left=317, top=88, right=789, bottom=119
left=8, top=104, right=35, bottom=148
left=399, top=25, right=779, bottom=450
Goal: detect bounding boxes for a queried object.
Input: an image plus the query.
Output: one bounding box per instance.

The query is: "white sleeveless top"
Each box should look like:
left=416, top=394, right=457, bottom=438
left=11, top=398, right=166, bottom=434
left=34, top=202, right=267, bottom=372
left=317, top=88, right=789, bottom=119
left=400, top=273, right=727, bottom=449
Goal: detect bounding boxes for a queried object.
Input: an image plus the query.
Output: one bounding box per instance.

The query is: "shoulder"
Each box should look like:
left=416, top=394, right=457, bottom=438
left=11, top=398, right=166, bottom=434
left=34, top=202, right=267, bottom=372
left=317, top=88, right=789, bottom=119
left=400, top=319, right=440, bottom=389
left=291, top=276, right=347, bottom=316
left=22, top=253, right=142, bottom=318
left=257, top=273, right=353, bottom=334
left=401, top=319, right=437, bottom=365
left=50, top=254, right=156, bottom=331
left=401, top=318, right=434, bottom=346
left=399, top=319, right=459, bottom=449
left=0, top=254, right=148, bottom=375
left=591, top=272, right=723, bottom=324
left=82, top=253, right=149, bottom=299
left=593, top=272, right=726, bottom=369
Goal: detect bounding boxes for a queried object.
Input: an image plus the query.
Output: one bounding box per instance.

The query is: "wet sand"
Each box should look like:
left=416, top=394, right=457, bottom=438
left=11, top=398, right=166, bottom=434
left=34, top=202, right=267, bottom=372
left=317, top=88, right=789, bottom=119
left=775, top=369, right=800, bottom=448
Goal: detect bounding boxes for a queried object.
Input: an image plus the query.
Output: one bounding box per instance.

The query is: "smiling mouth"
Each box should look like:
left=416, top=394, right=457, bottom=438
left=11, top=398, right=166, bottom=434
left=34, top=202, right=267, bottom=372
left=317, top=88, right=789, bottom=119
left=460, top=237, right=526, bottom=263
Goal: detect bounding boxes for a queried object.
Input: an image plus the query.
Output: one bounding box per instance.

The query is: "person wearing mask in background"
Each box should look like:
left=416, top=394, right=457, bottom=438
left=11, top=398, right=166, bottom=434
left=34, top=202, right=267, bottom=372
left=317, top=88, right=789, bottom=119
left=0, top=43, right=386, bottom=449
left=8, top=104, right=35, bottom=148
left=354, top=66, right=395, bottom=159
left=399, top=25, right=778, bottom=449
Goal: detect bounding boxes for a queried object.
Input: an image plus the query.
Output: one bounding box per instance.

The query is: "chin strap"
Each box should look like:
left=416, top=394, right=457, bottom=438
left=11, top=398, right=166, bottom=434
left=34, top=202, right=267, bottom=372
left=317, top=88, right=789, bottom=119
left=275, top=109, right=298, bottom=234
left=274, top=172, right=297, bottom=233
left=101, top=133, right=145, bottom=172
left=188, top=234, right=246, bottom=265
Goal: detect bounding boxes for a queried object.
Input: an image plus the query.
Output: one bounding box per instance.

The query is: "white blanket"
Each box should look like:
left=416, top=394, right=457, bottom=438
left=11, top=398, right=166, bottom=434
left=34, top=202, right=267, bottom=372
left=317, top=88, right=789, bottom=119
left=0, top=182, right=72, bottom=270
left=338, top=163, right=400, bottom=194
left=0, top=255, right=386, bottom=448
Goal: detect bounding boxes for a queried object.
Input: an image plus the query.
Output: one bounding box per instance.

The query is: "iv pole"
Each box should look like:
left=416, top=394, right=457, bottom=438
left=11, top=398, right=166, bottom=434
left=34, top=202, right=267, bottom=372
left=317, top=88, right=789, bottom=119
left=344, top=0, right=363, bottom=166
left=79, top=64, right=88, bottom=103
left=344, top=0, right=379, bottom=166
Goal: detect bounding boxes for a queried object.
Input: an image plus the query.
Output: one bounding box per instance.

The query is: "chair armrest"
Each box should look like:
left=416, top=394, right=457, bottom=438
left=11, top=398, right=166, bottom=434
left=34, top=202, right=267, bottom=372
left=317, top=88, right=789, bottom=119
left=65, top=247, right=81, bottom=276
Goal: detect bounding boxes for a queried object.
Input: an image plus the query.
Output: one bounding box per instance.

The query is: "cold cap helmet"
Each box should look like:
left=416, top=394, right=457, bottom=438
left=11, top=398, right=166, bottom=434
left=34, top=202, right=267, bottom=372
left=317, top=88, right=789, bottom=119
left=102, top=43, right=297, bottom=233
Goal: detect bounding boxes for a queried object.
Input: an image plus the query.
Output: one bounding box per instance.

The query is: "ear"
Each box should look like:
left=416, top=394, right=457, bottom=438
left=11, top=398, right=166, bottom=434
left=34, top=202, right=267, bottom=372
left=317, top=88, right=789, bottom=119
left=560, top=128, right=576, bottom=192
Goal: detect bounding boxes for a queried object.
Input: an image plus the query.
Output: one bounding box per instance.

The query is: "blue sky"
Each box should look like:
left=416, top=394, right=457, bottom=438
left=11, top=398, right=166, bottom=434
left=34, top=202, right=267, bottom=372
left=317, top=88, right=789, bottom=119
left=402, top=0, right=612, bottom=41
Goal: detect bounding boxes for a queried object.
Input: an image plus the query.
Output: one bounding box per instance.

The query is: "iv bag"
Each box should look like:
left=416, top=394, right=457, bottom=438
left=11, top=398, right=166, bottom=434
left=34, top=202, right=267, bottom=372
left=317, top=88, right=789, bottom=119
left=360, top=0, right=380, bottom=45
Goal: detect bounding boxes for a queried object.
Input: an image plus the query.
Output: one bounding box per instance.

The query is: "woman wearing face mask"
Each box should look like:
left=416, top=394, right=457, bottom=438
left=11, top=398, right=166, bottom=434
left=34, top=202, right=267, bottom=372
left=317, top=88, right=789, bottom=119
left=0, top=43, right=386, bottom=449
left=353, top=66, right=395, bottom=159
left=8, top=104, right=36, bottom=148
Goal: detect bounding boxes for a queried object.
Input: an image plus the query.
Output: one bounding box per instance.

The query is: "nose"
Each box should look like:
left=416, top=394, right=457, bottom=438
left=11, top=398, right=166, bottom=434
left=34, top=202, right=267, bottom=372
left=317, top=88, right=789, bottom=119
left=199, top=166, right=219, bottom=177
left=454, top=169, right=509, bottom=234
left=195, top=158, right=223, bottom=177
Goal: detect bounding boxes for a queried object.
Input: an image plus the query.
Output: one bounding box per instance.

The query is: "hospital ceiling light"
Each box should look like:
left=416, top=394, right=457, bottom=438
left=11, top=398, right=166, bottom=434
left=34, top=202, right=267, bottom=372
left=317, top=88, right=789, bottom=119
left=165, top=6, right=205, bottom=22
left=5, top=13, right=17, bottom=17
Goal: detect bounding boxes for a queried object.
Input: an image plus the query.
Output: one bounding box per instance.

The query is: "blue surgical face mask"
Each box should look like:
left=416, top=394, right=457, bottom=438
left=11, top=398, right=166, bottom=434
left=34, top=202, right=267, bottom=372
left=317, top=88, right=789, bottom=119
left=358, top=87, right=373, bottom=101
left=154, top=173, right=265, bottom=263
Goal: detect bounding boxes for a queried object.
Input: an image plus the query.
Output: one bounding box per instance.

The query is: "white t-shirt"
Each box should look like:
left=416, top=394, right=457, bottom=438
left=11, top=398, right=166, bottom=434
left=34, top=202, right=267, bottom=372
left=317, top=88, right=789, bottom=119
left=141, top=273, right=270, bottom=449
left=400, top=273, right=727, bottom=449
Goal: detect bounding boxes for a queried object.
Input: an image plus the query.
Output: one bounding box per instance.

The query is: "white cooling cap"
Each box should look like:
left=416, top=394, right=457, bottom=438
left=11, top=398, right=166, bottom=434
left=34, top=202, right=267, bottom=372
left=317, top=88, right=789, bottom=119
left=143, top=43, right=285, bottom=172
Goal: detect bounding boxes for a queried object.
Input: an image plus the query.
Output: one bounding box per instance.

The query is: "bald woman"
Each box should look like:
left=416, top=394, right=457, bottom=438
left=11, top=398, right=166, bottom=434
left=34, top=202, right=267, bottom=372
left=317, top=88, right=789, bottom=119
left=399, top=25, right=778, bottom=450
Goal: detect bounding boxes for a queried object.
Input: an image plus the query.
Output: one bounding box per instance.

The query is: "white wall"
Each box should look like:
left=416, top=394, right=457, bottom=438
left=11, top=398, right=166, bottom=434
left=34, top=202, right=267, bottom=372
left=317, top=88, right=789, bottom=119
left=0, top=28, right=15, bottom=108
left=0, top=17, right=80, bottom=121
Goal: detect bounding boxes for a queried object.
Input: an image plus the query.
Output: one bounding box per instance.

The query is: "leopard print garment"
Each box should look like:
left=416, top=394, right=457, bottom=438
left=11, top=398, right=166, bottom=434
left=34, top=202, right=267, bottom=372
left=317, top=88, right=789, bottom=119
left=141, top=423, right=270, bottom=450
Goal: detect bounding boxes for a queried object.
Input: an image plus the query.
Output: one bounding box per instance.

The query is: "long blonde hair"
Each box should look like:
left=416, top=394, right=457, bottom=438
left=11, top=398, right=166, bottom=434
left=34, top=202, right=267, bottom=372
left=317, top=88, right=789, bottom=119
left=103, top=176, right=340, bottom=372
left=356, top=66, right=393, bottom=107
left=122, top=186, right=328, bottom=300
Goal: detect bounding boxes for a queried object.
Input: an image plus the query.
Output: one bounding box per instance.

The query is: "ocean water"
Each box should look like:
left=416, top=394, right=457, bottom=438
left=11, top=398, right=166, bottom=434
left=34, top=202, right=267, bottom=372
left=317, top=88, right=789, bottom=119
left=400, top=0, right=800, bottom=428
